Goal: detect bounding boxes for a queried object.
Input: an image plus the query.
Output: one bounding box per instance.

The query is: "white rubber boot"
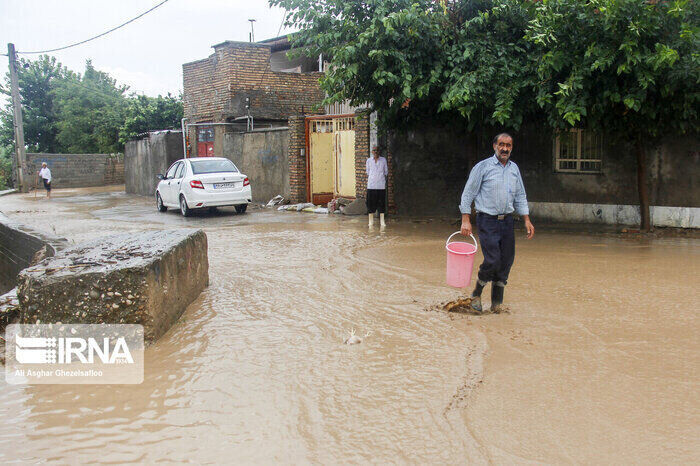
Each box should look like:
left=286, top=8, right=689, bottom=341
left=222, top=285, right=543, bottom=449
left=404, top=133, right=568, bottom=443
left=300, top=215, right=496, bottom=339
left=380, top=213, right=386, bottom=227
left=368, top=213, right=374, bottom=227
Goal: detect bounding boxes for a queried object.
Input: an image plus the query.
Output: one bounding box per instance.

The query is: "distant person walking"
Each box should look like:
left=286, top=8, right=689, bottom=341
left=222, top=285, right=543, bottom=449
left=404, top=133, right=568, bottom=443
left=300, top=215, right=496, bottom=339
left=459, top=133, right=534, bottom=313
left=38, top=162, right=52, bottom=198
left=366, top=146, right=388, bottom=228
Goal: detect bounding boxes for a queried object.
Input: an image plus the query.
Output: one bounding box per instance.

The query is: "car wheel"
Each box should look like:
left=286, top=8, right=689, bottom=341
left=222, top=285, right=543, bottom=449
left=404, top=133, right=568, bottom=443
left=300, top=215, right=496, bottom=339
left=235, top=204, right=247, bottom=214
left=180, top=195, right=191, bottom=217
left=208, top=207, right=218, bottom=213
left=156, top=192, right=167, bottom=212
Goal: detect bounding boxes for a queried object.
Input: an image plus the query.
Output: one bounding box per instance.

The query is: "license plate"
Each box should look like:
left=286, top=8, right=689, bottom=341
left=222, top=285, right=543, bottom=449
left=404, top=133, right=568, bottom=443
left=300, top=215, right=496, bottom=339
left=213, top=182, right=237, bottom=189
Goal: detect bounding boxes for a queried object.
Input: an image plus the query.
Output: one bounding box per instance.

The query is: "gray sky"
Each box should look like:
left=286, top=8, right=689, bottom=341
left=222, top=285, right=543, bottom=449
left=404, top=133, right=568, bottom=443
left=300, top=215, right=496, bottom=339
left=0, top=0, right=296, bottom=105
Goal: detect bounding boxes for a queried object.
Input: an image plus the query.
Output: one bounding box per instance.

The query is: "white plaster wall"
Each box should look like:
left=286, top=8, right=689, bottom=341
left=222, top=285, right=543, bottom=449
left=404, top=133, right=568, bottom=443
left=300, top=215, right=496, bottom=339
left=529, top=202, right=699, bottom=228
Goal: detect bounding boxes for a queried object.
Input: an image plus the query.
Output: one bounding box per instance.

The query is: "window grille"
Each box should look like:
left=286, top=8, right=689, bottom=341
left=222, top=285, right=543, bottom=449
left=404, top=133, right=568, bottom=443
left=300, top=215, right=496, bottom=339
left=310, top=118, right=355, bottom=133
left=554, top=129, right=603, bottom=173
left=197, top=127, right=214, bottom=142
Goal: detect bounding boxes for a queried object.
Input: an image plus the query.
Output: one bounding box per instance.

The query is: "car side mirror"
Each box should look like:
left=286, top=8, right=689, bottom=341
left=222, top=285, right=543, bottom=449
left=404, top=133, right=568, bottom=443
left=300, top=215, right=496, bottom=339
left=157, top=174, right=165, bottom=180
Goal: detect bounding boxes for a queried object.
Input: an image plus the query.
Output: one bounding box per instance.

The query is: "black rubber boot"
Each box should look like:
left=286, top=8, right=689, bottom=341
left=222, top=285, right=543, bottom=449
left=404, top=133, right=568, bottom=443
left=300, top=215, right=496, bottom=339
left=491, top=281, right=505, bottom=313
left=470, top=280, right=487, bottom=313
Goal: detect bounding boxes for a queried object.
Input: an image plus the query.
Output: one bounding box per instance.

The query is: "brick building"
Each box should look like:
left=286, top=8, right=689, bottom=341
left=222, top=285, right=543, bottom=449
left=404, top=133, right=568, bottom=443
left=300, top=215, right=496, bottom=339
left=182, top=36, right=393, bottom=209
left=182, top=36, right=325, bottom=155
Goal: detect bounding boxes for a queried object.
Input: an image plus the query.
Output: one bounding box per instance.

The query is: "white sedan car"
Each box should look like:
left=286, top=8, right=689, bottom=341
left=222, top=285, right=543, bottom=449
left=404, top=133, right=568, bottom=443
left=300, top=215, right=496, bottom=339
left=155, top=157, right=252, bottom=216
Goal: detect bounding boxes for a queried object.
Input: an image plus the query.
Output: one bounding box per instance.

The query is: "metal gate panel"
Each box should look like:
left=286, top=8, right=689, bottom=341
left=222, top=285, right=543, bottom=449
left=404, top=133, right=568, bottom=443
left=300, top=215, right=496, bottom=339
left=335, top=130, right=355, bottom=197
left=307, top=117, right=356, bottom=204
left=309, top=120, right=335, bottom=199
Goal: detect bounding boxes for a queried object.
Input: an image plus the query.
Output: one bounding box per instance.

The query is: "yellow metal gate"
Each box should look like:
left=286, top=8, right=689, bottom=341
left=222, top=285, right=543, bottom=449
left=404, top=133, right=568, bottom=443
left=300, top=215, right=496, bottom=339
left=308, top=117, right=356, bottom=204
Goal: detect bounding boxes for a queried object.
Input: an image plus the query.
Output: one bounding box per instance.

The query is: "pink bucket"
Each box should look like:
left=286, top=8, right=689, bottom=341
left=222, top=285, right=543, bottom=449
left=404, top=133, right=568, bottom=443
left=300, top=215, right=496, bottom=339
left=445, top=232, right=478, bottom=288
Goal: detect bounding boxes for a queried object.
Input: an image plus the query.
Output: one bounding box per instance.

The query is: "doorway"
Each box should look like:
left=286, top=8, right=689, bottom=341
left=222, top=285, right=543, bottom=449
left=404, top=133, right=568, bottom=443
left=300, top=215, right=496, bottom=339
left=307, top=116, right=356, bottom=204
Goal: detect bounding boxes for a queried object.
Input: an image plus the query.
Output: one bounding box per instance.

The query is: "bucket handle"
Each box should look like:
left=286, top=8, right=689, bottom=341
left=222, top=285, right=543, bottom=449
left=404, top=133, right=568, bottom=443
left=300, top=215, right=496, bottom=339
left=446, top=231, right=478, bottom=254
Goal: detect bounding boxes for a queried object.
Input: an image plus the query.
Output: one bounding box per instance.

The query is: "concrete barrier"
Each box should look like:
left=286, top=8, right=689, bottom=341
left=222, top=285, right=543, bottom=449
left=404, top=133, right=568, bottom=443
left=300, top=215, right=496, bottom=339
left=17, top=229, right=209, bottom=343
left=0, top=213, right=68, bottom=295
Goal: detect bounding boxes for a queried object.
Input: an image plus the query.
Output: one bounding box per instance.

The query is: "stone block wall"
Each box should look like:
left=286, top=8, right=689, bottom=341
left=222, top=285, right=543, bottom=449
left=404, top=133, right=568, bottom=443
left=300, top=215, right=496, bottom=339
left=26, top=153, right=124, bottom=189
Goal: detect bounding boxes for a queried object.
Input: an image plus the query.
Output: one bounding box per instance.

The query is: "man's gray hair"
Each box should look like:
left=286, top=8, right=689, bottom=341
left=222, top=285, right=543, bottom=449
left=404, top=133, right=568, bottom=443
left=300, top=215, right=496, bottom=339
left=492, top=133, right=513, bottom=144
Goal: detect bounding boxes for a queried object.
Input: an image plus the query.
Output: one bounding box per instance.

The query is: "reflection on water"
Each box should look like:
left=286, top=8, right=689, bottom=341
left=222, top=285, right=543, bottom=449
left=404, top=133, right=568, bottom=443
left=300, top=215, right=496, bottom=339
left=1, top=188, right=698, bottom=463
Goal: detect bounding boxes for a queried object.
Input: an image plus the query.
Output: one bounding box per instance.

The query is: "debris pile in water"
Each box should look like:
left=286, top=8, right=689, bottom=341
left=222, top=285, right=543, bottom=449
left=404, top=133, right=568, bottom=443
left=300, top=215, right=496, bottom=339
left=442, top=296, right=476, bottom=314
left=427, top=296, right=508, bottom=315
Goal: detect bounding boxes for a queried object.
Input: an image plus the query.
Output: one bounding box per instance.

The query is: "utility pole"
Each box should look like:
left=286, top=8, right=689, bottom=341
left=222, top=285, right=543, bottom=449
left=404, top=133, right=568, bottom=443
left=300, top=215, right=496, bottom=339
left=248, top=19, right=256, bottom=42
left=7, top=43, right=28, bottom=192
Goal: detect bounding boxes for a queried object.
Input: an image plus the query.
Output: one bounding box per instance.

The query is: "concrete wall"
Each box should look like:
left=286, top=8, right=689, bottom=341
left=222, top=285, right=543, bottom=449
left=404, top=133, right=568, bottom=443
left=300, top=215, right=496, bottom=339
left=26, top=153, right=124, bottom=189
left=0, top=213, right=67, bottom=295
left=388, top=126, right=699, bottom=227
left=125, top=131, right=184, bottom=197
left=388, top=126, right=481, bottom=217
left=222, top=128, right=290, bottom=202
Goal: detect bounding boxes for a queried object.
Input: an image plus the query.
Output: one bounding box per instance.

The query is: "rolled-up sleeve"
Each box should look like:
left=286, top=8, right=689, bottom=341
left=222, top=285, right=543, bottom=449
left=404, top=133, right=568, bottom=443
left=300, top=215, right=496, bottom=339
left=513, top=168, right=529, bottom=215
left=459, top=163, right=483, bottom=214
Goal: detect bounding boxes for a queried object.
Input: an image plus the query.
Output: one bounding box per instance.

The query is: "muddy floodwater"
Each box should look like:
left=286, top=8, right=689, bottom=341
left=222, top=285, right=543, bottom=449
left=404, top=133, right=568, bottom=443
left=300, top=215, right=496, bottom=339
left=1, top=187, right=698, bottom=463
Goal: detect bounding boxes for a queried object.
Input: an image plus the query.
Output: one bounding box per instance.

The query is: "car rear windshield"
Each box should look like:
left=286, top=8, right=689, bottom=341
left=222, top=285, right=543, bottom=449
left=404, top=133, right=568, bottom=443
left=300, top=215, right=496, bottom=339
left=190, top=159, right=239, bottom=175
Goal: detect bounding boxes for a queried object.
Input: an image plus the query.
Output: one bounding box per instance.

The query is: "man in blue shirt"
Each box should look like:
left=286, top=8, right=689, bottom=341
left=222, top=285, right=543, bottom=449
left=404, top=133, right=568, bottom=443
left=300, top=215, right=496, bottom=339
left=459, top=133, right=535, bottom=313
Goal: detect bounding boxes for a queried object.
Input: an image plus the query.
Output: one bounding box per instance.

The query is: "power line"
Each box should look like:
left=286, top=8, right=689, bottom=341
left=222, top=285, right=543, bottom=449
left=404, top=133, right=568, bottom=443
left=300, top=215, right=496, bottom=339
left=17, top=0, right=171, bottom=55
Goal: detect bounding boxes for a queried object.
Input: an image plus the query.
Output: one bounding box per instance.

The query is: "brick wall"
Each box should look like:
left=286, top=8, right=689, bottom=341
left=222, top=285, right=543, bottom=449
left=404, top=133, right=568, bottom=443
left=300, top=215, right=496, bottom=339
left=183, top=42, right=325, bottom=125
left=287, top=116, right=307, bottom=203
left=354, top=111, right=370, bottom=200
left=27, top=153, right=124, bottom=189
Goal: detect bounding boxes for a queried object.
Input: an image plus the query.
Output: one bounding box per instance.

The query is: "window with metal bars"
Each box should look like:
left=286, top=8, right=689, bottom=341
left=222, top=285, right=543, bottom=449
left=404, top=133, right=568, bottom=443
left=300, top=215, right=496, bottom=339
left=554, top=129, right=603, bottom=173
left=310, top=118, right=355, bottom=133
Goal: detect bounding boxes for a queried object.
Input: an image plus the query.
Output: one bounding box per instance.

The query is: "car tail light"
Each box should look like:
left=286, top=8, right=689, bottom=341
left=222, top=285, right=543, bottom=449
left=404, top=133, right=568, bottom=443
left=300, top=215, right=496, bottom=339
left=190, top=180, right=204, bottom=189
left=243, top=177, right=250, bottom=187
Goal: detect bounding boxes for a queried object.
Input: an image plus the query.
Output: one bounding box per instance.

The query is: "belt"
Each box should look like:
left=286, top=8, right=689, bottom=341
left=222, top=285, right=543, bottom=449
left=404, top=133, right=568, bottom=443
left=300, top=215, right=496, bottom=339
left=477, top=212, right=512, bottom=220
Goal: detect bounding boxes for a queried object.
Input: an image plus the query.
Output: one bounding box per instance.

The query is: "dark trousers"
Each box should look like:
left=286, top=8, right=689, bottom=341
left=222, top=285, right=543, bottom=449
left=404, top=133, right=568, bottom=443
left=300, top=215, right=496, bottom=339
left=476, top=214, right=515, bottom=284
left=366, top=189, right=386, bottom=213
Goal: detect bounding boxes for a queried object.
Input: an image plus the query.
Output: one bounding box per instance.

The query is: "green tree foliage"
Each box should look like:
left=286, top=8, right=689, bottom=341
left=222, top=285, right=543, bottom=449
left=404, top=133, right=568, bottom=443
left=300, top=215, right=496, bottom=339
left=273, top=0, right=450, bottom=126
left=0, top=55, right=71, bottom=153
left=440, top=0, right=538, bottom=129
left=0, top=143, right=13, bottom=189
left=273, top=0, right=697, bottom=135
left=528, top=0, right=699, bottom=140
left=272, top=0, right=538, bottom=128
left=119, top=94, right=183, bottom=146
left=52, top=60, right=129, bottom=154
left=0, top=56, right=183, bottom=157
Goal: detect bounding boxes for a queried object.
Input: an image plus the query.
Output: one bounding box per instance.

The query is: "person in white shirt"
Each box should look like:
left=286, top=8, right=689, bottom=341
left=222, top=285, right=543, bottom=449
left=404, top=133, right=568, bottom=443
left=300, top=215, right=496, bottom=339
left=365, top=146, right=388, bottom=227
left=38, top=162, right=52, bottom=198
